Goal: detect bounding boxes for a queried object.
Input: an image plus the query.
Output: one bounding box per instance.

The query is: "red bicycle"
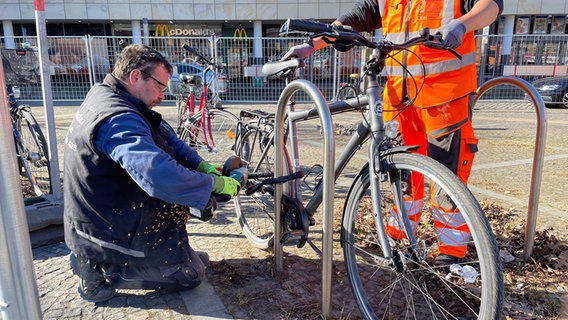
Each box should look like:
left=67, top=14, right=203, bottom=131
left=173, top=44, right=239, bottom=163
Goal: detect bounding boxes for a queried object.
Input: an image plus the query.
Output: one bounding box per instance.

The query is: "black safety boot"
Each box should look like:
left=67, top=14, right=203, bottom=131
left=70, top=252, right=116, bottom=302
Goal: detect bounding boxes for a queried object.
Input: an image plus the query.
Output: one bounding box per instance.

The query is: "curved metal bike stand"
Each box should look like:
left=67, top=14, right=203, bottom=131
left=274, top=79, right=335, bottom=318
left=475, top=76, right=548, bottom=260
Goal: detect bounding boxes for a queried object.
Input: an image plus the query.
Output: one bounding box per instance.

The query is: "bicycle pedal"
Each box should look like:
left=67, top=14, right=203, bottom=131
left=303, top=164, right=323, bottom=191
left=280, top=230, right=307, bottom=248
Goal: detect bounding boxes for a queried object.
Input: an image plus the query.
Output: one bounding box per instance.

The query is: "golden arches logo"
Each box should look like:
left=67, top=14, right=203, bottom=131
left=155, top=24, right=170, bottom=37
left=233, top=28, right=248, bottom=38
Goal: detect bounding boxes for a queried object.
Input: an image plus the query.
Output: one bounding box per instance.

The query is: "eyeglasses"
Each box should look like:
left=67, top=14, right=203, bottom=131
left=140, top=70, right=168, bottom=93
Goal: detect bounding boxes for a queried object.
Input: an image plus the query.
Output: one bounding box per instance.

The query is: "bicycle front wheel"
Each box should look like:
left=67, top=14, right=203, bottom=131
left=342, top=152, right=503, bottom=319
left=178, top=108, right=239, bottom=164
left=16, top=106, right=51, bottom=196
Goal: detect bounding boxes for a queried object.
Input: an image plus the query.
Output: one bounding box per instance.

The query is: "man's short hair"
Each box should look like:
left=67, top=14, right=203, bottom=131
left=112, top=44, right=173, bottom=80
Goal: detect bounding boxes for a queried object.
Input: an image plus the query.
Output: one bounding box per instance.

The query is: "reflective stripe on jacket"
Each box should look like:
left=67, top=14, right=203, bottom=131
left=378, top=0, right=477, bottom=108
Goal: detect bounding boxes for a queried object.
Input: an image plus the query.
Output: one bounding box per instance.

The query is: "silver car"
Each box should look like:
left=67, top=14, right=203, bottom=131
left=167, top=62, right=227, bottom=100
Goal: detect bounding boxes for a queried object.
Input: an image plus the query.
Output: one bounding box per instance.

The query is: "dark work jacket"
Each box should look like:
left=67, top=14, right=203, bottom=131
left=64, top=75, right=192, bottom=267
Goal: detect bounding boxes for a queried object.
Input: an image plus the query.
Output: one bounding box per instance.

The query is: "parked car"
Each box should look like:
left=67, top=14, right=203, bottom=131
left=529, top=75, right=568, bottom=108
left=167, top=62, right=227, bottom=99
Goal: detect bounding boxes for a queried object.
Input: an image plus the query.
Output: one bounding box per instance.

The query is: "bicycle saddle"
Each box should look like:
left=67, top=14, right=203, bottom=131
left=261, top=58, right=303, bottom=77
left=179, top=73, right=202, bottom=86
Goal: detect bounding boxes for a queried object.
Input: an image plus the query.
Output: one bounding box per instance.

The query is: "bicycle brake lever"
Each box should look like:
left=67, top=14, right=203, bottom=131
left=423, top=41, right=462, bottom=60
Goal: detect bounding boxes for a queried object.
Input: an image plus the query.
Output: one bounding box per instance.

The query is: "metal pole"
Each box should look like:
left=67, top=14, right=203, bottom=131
left=274, top=79, right=335, bottom=318
left=35, top=0, right=62, bottom=200
left=475, top=76, right=548, bottom=259
left=0, top=35, right=42, bottom=320
left=142, top=18, right=149, bottom=45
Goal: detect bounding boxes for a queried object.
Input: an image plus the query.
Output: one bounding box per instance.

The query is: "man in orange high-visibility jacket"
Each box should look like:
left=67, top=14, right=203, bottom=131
left=281, top=0, right=503, bottom=264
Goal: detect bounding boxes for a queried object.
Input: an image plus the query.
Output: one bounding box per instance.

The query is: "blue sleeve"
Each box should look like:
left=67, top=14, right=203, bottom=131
left=162, top=121, right=205, bottom=169
left=93, top=112, right=213, bottom=209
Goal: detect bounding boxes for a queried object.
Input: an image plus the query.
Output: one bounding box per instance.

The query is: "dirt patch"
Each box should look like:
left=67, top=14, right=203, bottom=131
left=205, top=201, right=568, bottom=319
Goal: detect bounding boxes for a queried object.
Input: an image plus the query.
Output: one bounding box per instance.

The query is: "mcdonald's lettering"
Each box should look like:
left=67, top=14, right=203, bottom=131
left=233, top=28, right=248, bottom=38
left=155, top=24, right=216, bottom=37
left=171, top=28, right=215, bottom=36
left=155, top=24, right=170, bottom=37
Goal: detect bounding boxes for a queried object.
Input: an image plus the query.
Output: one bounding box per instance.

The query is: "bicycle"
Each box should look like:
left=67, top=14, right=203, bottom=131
left=172, top=43, right=239, bottom=164
left=233, top=19, right=503, bottom=319
left=335, top=72, right=359, bottom=101
left=7, top=84, right=51, bottom=197
left=2, top=48, right=51, bottom=198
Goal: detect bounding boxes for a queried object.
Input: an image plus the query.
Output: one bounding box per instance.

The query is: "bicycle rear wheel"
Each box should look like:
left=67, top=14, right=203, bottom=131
left=342, top=152, right=503, bottom=319
left=15, top=106, right=51, bottom=196
left=336, top=84, right=357, bottom=101
left=178, top=108, right=239, bottom=164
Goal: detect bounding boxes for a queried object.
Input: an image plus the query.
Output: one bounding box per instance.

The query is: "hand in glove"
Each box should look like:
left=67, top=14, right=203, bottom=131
left=222, top=156, right=244, bottom=175
left=211, top=175, right=240, bottom=202
left=435, top=20, right=466, bottom=49
left=197, top=160, right=222, bottom=176
left=280, top=41, right=315, bottom=61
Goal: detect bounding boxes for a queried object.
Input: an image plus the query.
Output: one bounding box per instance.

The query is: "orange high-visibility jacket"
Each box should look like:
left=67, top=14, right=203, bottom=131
left=379, top=0, right=477, bottom=109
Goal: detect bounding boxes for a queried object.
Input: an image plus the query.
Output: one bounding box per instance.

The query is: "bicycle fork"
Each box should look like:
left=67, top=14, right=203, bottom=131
left=368, top=136, right=422, bottom=271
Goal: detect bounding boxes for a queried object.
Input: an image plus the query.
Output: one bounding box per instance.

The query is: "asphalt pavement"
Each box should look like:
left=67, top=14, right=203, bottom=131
left=11, top=99, right=568, bottom=318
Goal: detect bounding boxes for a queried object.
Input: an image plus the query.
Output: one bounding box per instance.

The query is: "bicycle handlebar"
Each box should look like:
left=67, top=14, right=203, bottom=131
left=280, top=18, right=461, bottom=59
left=181, top=43, right=226, bottom=71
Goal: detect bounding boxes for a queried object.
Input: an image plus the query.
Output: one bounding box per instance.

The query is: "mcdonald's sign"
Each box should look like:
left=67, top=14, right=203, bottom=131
left=233, top=27, right=248, bottom=39
left=155, top=24, right=170, bottom=37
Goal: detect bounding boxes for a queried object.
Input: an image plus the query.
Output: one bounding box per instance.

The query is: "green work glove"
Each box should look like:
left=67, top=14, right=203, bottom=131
left=211, top=175, right=240, bottom=202
left=197, top=160, right=222, bottom=176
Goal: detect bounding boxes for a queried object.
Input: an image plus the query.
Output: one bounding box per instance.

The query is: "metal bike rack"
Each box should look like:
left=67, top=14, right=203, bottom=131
left=273, top=79, right=336, bottom=318
left=475, top=76, right=548, bottom=260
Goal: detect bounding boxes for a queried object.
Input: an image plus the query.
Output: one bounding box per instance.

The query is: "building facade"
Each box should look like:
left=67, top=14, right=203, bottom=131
left=1, top=0, right=567, bottom=39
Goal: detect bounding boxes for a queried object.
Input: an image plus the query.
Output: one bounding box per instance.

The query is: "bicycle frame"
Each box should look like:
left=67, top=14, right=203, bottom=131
left=182, top=69, right=213, bottom=148
left=281, top=55, right=407, bottom=261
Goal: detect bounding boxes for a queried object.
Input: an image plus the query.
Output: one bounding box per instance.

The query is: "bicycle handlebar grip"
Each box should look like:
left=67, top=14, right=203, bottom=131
left=281, top=18, right=332, bottom=34
left=182, top=43, right=203, bottom=58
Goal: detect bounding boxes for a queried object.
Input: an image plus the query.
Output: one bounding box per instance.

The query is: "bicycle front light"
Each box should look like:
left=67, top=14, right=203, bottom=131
left=12, top=86, right=21, bottom=99
left=385, top=120, right=400, bottom=139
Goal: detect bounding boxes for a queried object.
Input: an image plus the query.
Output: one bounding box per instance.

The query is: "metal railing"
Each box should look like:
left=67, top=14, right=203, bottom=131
left=2, top=33, right=566, bottom=104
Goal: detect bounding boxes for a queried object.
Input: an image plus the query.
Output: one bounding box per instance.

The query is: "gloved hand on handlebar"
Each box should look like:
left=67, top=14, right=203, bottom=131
left=280, top=41, right=315, bottom=61
left=197, top=160, right=222, bottom=176
left=434, top=20, right=466, bottom=49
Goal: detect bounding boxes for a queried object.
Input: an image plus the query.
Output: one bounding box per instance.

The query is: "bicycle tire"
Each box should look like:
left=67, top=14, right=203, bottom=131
left=233, top=122, right=278, bottom=249
left=342, top=152, right=503, bottom=319
left=15, top=106, right=51, bottom=196
left=178, top=108, right=239, bottom=164
left=335, top=84, right=357, bottom=101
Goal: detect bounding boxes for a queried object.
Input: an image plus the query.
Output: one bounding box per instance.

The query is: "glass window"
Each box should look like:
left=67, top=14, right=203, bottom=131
left=516, top=17, right=530, bottom=34
left=534, top=16, right=549, bottom=34
left=551, top=16, right=566, bottom=34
